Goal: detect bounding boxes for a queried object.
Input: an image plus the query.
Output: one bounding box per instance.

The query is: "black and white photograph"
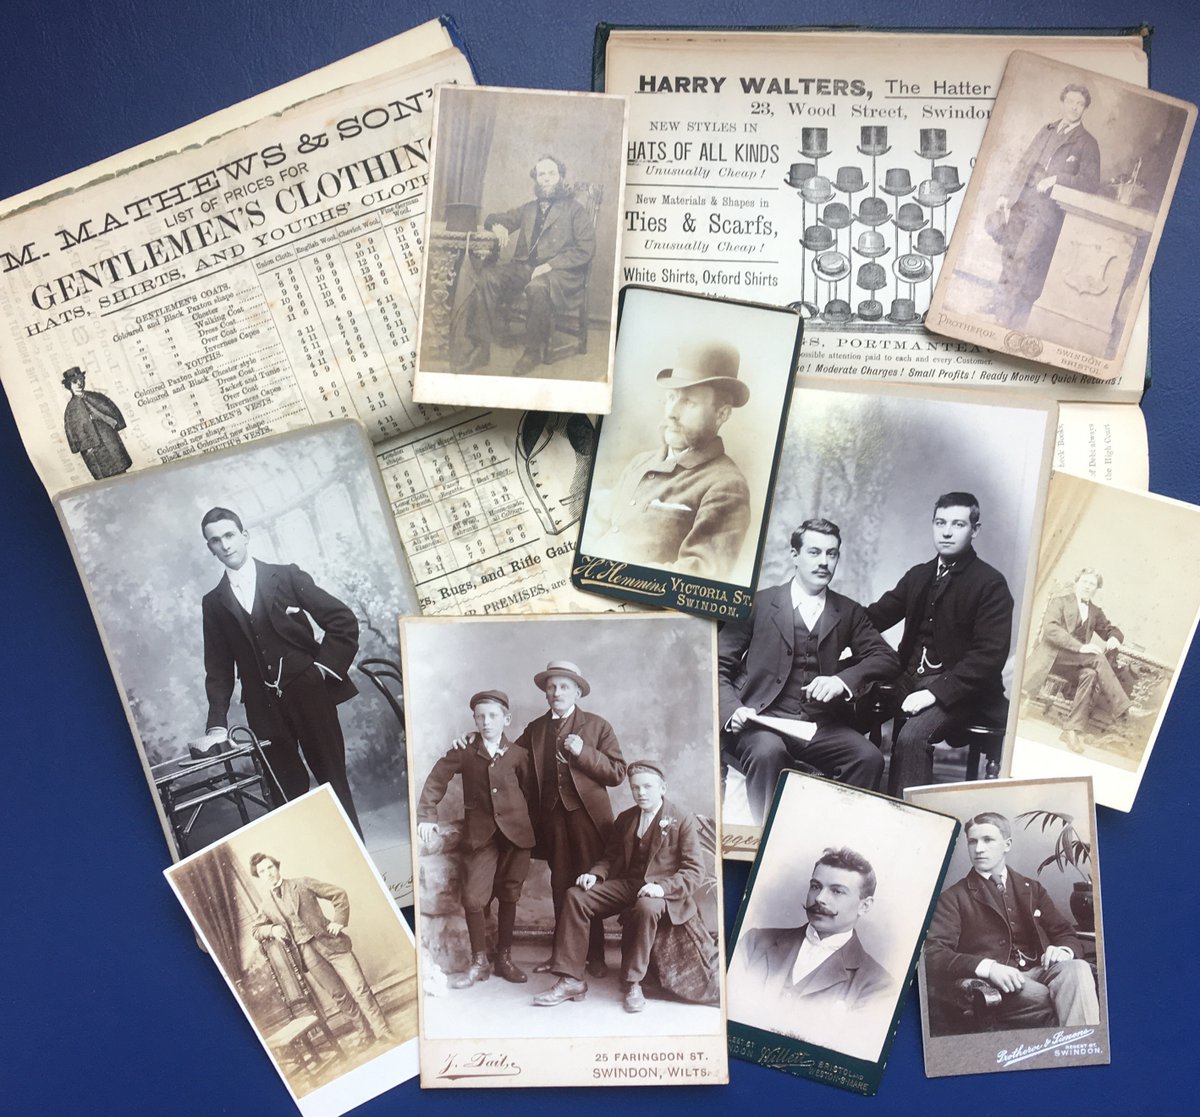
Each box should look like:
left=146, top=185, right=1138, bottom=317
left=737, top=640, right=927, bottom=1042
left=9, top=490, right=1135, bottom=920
left=55, top=421, right=419, bottom=901
left=727, top=771, right=958, bottom=1096
left=574, top=286, right=802, bottom=619
left=928, top=50, right=1196, bottom=379
left=719, top=385, right=1055, bottom=859
left=399, top=613, right=728, bottom=1088
left=165, top=787, right=419, bottom=1116
left=413, top=84, right=627, bottom=415
left=1010, top=472, right=1200, bottom=811
left=906, top=776, right=1108, bottom=1077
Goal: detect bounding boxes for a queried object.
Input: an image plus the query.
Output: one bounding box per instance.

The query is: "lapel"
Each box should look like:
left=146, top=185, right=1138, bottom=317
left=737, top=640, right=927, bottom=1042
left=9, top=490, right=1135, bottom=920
left=966, top=868, right=1008, bottom=924
left=790, top=928, right=864, bottom=997
left=765, top=927, right=806, bottom=982
left=529, top=712, right=552, bottom=789
left=533, top=198, right=564, bottom=250
left=216, top=567, right=256, bottom=645
left=813, top=590, right=842, bottom=645
left=620, top=807, right=638, bottom=870
left=644, top=801, right=668, bottom=865
left=769, top=584, right=792, bottom=650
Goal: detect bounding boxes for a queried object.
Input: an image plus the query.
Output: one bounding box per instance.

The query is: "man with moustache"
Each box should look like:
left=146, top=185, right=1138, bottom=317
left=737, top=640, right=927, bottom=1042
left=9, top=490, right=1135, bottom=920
left=925, top=812, right=1099, bottom=1029
left=588, top=339, right=751, bottom=581
left=867, top=493, right=1014, bottom=797
left=719, top=519, right=899, bottom=823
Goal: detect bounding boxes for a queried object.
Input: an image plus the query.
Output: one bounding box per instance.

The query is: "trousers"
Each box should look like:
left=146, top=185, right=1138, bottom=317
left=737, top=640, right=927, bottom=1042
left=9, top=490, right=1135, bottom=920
left=549, top=879, right=666, bottom=983
left=992, top=958, right=1100, bottom=1028
left=298, top=937, right=392, bottom=1040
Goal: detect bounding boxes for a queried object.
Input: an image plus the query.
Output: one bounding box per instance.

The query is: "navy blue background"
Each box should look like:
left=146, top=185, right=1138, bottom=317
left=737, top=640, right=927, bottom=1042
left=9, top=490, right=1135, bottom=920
left=1, top=1, right=1196, bottom=1112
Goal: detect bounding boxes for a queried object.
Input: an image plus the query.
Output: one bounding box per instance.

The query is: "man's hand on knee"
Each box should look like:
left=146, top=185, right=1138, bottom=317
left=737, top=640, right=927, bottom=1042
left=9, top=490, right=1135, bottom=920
left=900, top=689, right=938, bottom=715
left=637, top=882, right=665, bottom=899
left=986, top=962, right=1027, bottom=993
left=575, top=873, right=598, bottom=891
left=529, top=263, right=551, bottom=280
left=1041, top=945, right=1073, bottom=966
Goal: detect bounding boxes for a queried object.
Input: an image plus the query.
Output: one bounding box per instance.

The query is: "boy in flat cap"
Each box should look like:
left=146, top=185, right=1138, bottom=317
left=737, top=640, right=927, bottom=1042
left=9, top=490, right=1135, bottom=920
left=418, top=690, right=536, bottom=987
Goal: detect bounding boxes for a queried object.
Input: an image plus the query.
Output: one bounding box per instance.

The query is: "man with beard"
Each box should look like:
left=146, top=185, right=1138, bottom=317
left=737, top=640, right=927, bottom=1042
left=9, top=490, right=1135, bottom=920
left=456, top=154, right=596, bottom=376
left=587, top=340, right=751, bottom=580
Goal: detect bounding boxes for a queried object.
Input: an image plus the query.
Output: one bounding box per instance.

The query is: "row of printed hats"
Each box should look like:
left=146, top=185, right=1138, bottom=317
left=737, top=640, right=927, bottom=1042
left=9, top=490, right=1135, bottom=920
left=810, top=249, right=942, bottom=285
left=794, top=296, right=926, bottom=324
left=785, top=163, right=964, bottom=198
left=799, top=125, right=952, bottom=160
left=803, top=224, right=948, bottom=254
left=799, top=197, right=952, bottom=231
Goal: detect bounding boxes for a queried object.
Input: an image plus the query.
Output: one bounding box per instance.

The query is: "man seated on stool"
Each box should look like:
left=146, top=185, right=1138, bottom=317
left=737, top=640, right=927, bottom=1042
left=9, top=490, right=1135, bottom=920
left=924, top=812, right=1099, bottom=1029
left=533, top=760, right=704, bottom=1013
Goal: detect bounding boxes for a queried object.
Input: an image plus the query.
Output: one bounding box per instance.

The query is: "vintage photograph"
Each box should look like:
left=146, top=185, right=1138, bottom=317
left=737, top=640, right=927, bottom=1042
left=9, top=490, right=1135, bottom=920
left=1010, top=472, right=1200, bottom=811
left=906, top=776, right=1108, bottom=1077
left=55, top=421, right=419, bottom=901
left=575, top=286, right=802, bottom=618
left=413, top=84, right=628, bottom=415
left=929, top=50, right=1196, bottom=379
left=719, top=385, right=1055, bottom=859
left=727, top=771, right=958, bottom=1095
left=165, top=787, right=419, bottom=1115
left=399, top=613, right=728, bottom=1088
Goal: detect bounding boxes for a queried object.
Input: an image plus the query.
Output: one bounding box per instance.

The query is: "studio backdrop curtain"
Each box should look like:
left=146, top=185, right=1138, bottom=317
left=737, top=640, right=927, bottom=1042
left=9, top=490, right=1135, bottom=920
left=433, top=90, right=497, bottom=223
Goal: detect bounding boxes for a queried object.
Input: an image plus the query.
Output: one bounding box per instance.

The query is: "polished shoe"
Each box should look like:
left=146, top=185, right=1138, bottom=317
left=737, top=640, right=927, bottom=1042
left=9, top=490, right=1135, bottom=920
left=513, top=349, right=540, bottom=375
left=493, top=951, right=528, bottom=984
left=532, top=957, right=555, bottom=974
left=1059, top=729, right=1086, bottom=754
left=532, top=976, right=588, bottom=1006
left=585, top=958, right=609, bottom=979
left=449, top=952, right=492, bottom=989
left=464, top=343, right=491, bottom=371
left=1126, top=704, right=1153, bottom=720
left=623, top=981, right=646, bottom=1013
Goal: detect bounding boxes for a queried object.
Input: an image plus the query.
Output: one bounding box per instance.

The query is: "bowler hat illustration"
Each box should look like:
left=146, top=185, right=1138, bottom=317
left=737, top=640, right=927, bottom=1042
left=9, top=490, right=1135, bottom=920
left=857, top=299, right=884, bottom=321
left=801, top=224, right=835, bottom=252
left=786, top=299, right=821, bottom=319
left=784, top=161, right=818, bottom=188
left=932, top=164, right=964, bottom=193
left=915, top=179, right=950, bottom=209
left=856, top=261, right=888, bottom=291
left=819, top=201, right=853, bottom=230
left=881, top=167, right=915, bottom=197
left=801, top=127, right=831, bottom=159
left=915, top=128, right=951, bottom=159
left=812, top=251, right=852, bottom=283
left=895, top=202, right=928, bottom=231
left=852, top=229, right=891, bottom=258
left=833, top=165, right=867, bottom=194
left=886, top=297, right=923, bottom=324
left=857, top=126, right=891, bottom=156
left=822, top=298, right=853, bottom=324
left=800, top=175, right=834, bottom=204
left=894, top=253, right=934, bottom=283
left=655, top=339, right=750, bottom=407
left=915, top=228, right=948, bottom=257
left=855, top=196, right=891, bottom=226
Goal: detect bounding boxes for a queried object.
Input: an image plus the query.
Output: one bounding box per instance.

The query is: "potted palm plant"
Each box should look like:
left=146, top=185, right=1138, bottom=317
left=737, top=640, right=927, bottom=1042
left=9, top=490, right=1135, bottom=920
left=1014, top=809, right=1094, bottom=932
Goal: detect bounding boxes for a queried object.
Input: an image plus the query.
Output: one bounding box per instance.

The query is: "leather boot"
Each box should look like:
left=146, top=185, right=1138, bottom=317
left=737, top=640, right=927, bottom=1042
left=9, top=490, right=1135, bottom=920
left=493, top=951, right=528, bottom=984
left=449, top=952, right=492, bottom=989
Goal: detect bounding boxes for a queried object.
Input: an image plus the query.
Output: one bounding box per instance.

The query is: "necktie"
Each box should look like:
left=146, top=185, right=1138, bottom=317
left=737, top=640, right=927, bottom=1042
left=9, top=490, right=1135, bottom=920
left=992, top=873, right=1006, bottom=895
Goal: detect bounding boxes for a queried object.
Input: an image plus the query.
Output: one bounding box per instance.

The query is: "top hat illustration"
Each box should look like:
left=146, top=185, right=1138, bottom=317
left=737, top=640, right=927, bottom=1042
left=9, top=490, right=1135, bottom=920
left=886, top=297, right=923, bottom=324
left=812, top=251, right=852, bottom=283
left=894, top=253, right=934, bottom=283
left=932, top=164, right=964, bottom=194
left=834, top=166, right=867, bottom=194
left=802, top=224, right=835, bottom=252
left=655, top=340, right=750, bottom=407
left=822, top=298, right=853, bottom=324
left=801, top=127, right=831, bottom=159
left=857, top=125, right=891, bottom=156
left=915, top=179, right=950, bottom=209
left=915, top=128, right=951, bottom=160
left=784, top=161, right=818, bottom=188
left=855, top=196, right=891, bottom=227
left=801, top=175, right=834, bottom=204
left=915, top=228, right=948, bottom=257
left=856, top=261, right=888, bottom=291
left=881, top=167, right=915, bottom=197
left=857, top=299, right=884, bottom=321
left=895, top=202, right=929, bottom=231
left=820, top=202, right=853, bottom=230
left=853, top=229, right=891, bottom=258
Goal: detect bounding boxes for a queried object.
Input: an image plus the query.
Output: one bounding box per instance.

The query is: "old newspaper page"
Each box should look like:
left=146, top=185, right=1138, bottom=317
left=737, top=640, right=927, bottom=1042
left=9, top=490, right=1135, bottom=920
left=600, top=28, right=1149, bottom=401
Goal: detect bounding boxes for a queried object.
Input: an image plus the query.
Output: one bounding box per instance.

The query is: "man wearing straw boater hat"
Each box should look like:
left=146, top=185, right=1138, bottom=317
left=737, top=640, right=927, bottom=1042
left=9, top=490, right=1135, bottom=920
left=590, top=340, right=752, bottom=580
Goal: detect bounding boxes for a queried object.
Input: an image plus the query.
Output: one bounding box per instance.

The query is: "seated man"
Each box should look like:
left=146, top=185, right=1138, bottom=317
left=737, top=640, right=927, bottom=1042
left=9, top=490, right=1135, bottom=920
left=718, top=519, right=899, bottom=823
left=1022, top=568, right=1148, bottom=754
left=533, top=760, right=705, bottom=1013
left=924, top=812, right=1099, bottom=1031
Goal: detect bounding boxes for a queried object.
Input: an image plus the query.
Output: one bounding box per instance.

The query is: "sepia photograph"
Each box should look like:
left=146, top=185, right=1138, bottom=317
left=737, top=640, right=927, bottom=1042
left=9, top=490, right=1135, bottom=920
left=575, top=286, right=802, bottom=619
left=413, top=84, right=628, bottom=415
left=1010, top=472, right=1200, bottom=811
left=928, top=51, right=1196, bottom=379
left=55, top=421, right=419, bottom=902
left=719, top=385, right=1056, bottom=858
left=727, top=771, right=958, bottom=1095
left=906, top=776, right=1108, bottom=1077
left=399, top=613, right=728, bottom=1088
left=165, top=787, right=419, bottom=1115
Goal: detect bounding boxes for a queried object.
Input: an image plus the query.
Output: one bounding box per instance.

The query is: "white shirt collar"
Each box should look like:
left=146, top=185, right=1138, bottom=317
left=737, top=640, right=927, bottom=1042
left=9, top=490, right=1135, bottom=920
left=550, top=705, right=576, bottom=721
left=226, top=559, right=257, bottom=612
left=804, top=924, right=854, bottom=952
left=789, top=579, right=827, bottom=611
left=480, top=736, right=506, bottom=758
left=974, top=865, right=1007, bottom=886
left=1058, top=119, right=1080, bottom=135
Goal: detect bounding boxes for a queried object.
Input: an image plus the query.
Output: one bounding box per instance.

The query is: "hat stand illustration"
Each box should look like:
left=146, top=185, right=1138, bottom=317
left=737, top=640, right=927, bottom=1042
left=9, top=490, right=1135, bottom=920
left=857, top=125, right=891, bottom=196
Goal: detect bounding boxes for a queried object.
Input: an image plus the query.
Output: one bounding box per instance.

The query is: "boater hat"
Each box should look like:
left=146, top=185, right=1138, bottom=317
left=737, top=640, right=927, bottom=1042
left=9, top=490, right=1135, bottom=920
left=916, top=228, right=948, bottom=257
left=881, top=167, right=915, bottom=197
left=834, top=165, right=867, bottom=194
left=915, top=128, right=951, bottom=160
left=857, top=299, right=884, bottom=321
left=801, top=127, right=831, bottom=159
left=470, top=689, right=510, bottom=711
left=533, top=660, right=591, bottom=696
left=800, top=175, right=834, bottom=204
left=853, top=229, right=891, bottom=258
left=857, top=125, right=891, bottom=156
left=812, top=251, right=851, bottom=282
left=819, top=201, right=853, bottom=230
left=886, top=297, right=923, bottom=324
left=784, top=161, right=818, bottom=188
left=895, top=202, right=928, bottom=231
left=822, top=299, right=853, bottom=324
left=656, top=339, right=750, bottom=407
left=802, top=224, right=835, bottom=252
left=855, top=196, right=891, bottom=226
left=894, top=253, right=934, bottom=283
left=932, top=164, right=964, bottom=193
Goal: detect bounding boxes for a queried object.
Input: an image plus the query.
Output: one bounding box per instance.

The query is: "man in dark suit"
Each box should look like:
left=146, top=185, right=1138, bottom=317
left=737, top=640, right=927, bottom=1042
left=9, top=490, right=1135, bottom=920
left=533, top=760, right=705, bottom=1013
left=925, top=812, right=1099, bottom=1029
left=61, top=365, right=132, bottom=479
left=990, top=83, right=1102, bottom=327
left=718, top=518, right=899, bottom=823
left=1022, top=568, right=1148, bottom=754
left=456, top=153, right=595, bottom=376
left=868, top=492, right=1014, bottom=797
left=728, top=848, right=893, bottom=1035
left=249, top=852, right=394, bottom=1049
left=199, top=507, right=362, bottom=833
